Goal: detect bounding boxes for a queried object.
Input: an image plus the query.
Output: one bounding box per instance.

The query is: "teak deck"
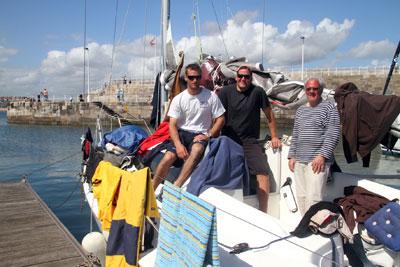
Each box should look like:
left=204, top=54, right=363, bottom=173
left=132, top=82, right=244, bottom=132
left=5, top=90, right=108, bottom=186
left=0, top=179, right=89, bottom=267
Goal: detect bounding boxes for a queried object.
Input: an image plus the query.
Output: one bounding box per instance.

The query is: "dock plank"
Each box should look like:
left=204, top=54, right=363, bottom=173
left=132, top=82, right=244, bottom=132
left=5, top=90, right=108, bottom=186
left=0, top=180, right=90, bottom=267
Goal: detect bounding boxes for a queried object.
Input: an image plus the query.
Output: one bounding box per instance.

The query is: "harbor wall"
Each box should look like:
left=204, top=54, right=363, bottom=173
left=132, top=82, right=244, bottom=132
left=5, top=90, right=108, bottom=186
left=6, top=71, right=400, bottom=127
left=7, top=101, right=152, bottom=127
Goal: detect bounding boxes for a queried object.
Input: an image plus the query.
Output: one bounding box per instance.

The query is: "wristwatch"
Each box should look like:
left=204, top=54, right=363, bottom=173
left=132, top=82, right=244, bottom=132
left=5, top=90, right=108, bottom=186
left=206, top=131, right=212, bottom=138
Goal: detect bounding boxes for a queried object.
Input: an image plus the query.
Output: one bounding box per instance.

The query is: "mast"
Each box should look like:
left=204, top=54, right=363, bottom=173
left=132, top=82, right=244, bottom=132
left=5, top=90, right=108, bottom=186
left=160, top=0, right=170, bottom=106
left=383, top=40, right=400, bottom=95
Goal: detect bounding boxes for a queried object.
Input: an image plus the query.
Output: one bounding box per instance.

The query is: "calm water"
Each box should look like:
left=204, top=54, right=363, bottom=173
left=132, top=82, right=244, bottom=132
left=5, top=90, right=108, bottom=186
left=0, top=112, right=93, bottom=243
left=0, top=112, right=399, bottom=244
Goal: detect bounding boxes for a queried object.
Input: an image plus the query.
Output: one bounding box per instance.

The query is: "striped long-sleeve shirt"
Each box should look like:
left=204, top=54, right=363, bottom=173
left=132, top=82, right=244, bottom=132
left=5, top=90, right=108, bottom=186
left=288, top=100, right=340, bottom=164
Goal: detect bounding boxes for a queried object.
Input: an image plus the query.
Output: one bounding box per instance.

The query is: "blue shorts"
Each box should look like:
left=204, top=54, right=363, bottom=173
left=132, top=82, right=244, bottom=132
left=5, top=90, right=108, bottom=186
left=165, top=129, right=208, bottom=164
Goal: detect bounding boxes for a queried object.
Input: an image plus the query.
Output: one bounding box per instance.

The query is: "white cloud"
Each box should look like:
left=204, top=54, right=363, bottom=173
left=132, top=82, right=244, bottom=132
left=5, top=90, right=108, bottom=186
left=348, top=39, right=395, bottom=59
left=231, top=10, right=258, bottom=25
left=0, top=12, right=395, bottom=97
left=0, top=46, right=18, bottom=63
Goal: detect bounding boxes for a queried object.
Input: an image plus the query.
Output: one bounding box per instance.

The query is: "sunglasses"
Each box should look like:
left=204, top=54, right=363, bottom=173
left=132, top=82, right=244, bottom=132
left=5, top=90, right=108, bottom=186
left=306, top=87, right=319, bottom=92
left=237, top=74, right=251, bottom=80
left=187, top=75, right=201, bottom=81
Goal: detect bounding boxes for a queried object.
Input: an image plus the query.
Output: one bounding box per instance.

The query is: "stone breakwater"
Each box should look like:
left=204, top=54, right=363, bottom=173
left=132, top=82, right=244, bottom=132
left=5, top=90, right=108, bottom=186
left=6, top=72, right=400, bottom=127
left=6, top=100, right=294, bottom=127
left=7, top=101, right=152, bottom=127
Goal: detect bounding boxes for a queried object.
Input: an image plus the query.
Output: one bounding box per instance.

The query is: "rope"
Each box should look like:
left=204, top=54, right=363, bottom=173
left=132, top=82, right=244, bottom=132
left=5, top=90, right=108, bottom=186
left=83, top=0, right=87, bottom=98
left=2, top=152, right=80, bottom=183
left=141, top=0, right=150, bottom=93
left=209, top=0, right=229, bottom=59
left=261, top=0, right=266, bottom=66
left=51, top=175, right=82, bottom=209
left=116, top=0, right=133, bottom=46
left=108, top=0, right=120, bottom=87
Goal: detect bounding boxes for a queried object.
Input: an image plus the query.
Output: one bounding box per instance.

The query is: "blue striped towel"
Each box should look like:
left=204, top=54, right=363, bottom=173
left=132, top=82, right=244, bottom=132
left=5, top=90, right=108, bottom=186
left=155, top=182, right=219, bottom=267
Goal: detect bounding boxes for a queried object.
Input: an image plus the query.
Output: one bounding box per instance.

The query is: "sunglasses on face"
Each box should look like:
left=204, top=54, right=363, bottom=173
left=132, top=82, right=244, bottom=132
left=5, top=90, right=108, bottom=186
left=187, top=75, right=201, bottom=81
left=306, top=87, right=319, bottom=92
left=237, top=74, right=251, bottom=80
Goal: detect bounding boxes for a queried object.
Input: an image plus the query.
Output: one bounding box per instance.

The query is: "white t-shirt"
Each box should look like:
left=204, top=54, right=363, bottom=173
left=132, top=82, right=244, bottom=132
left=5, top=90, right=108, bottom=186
left=168, top=87, right=225, bottom=133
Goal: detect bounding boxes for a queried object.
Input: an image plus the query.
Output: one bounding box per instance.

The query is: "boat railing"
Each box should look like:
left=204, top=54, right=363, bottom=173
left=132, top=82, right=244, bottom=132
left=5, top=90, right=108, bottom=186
left=268, top=65, right=399, bottom=79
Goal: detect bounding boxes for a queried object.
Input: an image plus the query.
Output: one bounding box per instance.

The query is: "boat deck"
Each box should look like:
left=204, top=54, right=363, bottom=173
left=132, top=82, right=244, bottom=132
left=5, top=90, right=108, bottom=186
left=0, top=179, right=89, bottom=267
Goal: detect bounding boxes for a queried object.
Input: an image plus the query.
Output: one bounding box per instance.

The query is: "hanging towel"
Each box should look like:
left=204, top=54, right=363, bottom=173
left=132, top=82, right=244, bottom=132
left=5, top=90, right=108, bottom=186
left=155, top=182, right=220, bottom=267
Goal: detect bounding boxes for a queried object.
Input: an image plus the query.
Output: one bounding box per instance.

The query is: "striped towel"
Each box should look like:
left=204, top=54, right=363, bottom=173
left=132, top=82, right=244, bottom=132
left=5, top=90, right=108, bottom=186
left=155, top=182, right=219, bottom=267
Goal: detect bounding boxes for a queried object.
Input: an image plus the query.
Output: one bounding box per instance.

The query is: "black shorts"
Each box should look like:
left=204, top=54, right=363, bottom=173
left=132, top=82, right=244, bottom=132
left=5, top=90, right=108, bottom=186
left=242, top=141, right=270, bottom=176
left=165, top=129, right=208, bottom=156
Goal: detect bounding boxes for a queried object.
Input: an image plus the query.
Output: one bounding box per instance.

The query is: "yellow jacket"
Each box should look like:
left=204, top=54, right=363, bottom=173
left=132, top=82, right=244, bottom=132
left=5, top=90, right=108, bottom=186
left=92, top=161, right=159, bottom=266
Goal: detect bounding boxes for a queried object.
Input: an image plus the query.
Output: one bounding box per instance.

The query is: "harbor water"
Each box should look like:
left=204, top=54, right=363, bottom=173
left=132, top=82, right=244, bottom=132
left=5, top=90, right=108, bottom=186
left=0, top=111, right=399, bottom=243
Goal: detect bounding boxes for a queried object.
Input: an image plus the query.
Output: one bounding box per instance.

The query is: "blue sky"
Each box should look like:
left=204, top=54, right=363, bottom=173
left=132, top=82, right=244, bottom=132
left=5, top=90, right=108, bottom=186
left=0, top=0, right=398, bottom=97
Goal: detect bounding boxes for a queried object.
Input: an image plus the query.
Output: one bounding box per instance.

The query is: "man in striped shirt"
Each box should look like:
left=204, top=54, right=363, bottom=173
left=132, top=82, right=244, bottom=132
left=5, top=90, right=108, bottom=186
left=288, top=78, right=340, bottom=215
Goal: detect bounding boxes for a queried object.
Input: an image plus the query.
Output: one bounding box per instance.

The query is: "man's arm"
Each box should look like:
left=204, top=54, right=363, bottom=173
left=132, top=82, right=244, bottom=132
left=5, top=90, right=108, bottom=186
left=288, top=111, right=300, bottom=172
left=262, top=106, right=281, bottom=149
left=312, top=103, right=340, bottom=174
left=169, top=117, right=188, bottom=160
left=209, top=115, right=225, bottom=137
left=193, top=115, right=225, bottom=142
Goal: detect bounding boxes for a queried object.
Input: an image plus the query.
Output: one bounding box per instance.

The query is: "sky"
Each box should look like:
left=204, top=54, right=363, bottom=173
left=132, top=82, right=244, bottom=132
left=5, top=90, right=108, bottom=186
left=0, top=0, right=398, bottom=98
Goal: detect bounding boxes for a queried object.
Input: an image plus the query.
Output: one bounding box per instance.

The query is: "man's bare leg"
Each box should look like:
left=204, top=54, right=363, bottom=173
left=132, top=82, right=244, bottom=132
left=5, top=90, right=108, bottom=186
left=256, top=174, right=270, bottom=213
left=174, top=143, right=205, bottom=187
left=152, top=151, right=177, bottom=190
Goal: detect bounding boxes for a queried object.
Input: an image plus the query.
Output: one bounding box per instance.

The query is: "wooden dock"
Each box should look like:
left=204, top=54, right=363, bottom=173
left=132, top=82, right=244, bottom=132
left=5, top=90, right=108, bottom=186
left=0, top=179, right=91, bottom=267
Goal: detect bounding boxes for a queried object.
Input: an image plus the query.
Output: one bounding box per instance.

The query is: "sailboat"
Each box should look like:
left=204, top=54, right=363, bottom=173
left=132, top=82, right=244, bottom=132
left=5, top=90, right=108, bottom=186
left=79, top=1, right=400, bottom=266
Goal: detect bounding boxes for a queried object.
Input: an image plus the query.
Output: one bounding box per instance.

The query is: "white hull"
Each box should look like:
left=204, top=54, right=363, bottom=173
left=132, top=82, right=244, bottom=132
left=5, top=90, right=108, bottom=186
left=82, top=141, right=400, bottom=266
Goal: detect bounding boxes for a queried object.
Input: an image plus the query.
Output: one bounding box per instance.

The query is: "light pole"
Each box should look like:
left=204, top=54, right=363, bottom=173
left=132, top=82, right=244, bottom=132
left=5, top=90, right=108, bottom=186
left=300, top=36, right=305, bottom=81
left=85, top=47, right=90, bottom=102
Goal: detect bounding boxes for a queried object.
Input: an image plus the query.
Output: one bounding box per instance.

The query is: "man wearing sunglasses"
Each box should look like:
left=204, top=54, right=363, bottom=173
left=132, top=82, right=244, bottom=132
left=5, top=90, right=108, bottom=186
left=152, top=63, right=225, bottom=190
left=288, top=78, right=340, bottom=215
left=218, top=65, right=281, bottom=213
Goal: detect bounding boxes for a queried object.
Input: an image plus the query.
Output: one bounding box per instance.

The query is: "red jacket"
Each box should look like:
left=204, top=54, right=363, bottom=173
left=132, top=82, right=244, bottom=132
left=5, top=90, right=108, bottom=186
left=137, top=121, right=170, bottom=155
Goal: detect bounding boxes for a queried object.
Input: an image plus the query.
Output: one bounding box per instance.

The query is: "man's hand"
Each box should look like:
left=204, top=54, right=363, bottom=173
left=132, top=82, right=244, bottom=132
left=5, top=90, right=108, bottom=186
left=176, top=143, right=189, bottom=160
left=288, top=158, right=296, bottom=172
left=193, top=133, right=209, bottom=143
left=311, top=155, right=325, bottom=174
left=271, top=136, right=281, bottom=149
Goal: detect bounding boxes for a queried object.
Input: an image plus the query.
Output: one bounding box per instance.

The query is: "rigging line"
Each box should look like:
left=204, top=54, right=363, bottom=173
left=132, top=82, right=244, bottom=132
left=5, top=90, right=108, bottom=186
left=192, top=0, right=203, bottom=61
left=22, top=152, right=80, bottom=180
left=51, top=175, right=81, bottom=210
left=209, top=0, right=229, bottom=60
left=83, top=0, right=87, bottom=98
left=108, top=0, right=120, bottom=88
left=211, top=207, right=337, bottom=265
left=141, top=0, right=150, bottom=95
left=117, top=0, right=133, bottom=46
left=196, top=0, right=203, bottom=60
left=261, top=0, right=266, bottom=66
left=225, top=0, right=233, bottom=19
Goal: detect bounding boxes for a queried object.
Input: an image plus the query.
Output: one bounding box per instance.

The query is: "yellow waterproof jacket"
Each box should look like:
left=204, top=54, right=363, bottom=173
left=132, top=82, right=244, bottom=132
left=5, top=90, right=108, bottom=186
left=91, top=161, right=159, bottom=266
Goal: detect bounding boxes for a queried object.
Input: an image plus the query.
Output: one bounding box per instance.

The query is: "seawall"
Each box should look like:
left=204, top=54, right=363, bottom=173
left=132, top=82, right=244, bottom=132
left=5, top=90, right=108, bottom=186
left=6, top=71, right=400, bottom=127
left=7, top=101, right=152, bottom=127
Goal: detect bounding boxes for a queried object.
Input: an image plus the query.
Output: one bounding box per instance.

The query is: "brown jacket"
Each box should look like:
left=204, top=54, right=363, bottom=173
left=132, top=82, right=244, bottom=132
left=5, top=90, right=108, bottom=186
left=334, top=82, right=400, bottom=166
left=335, top=186, right=390, bottom=233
